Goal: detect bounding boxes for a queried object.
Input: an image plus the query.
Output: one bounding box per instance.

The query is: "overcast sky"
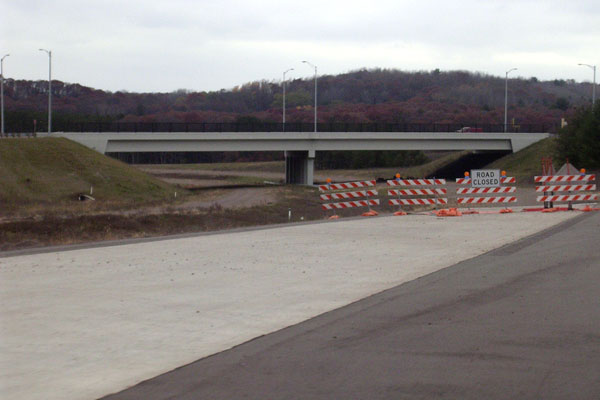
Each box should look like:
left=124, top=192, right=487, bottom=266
left=1, top=0, right=598, bottom=93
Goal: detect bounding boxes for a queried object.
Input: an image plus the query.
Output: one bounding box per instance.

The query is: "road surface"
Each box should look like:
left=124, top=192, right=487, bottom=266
left=0, top=211, right=588, bottom=400
left=103, top=212, right=600, bottom=400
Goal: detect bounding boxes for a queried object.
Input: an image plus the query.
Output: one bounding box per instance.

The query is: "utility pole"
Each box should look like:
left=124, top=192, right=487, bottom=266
left=504, top=68, right=517, bottom=132
left=282, top=68, right=293, bottom=131
left=39, top=49, right=52, bottom=133
left=1, top=53, right=9, bottom=135
left=302, top=60, right=317, bottom=132
left=578, top=63, right=596, bottom=105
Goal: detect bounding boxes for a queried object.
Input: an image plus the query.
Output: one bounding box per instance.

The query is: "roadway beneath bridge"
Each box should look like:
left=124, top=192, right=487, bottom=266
left=42, top=131, right=550, bottom=185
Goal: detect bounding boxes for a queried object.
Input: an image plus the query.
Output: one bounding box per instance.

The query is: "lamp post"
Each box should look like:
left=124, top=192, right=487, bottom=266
left=578, top=63, right=596, bottom=105
left=39, top=48, right=52, bottom=133
left=302, top=60, right=317, bottom=132
left=1, top=53, right=9, bottom=135
left=282, top=68, right=293, bottom=131
left=504, top=67, right=517, bottom=132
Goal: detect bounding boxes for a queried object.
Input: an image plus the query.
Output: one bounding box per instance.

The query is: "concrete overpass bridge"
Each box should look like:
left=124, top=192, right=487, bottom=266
left=43, top=130, right=550, bottom=185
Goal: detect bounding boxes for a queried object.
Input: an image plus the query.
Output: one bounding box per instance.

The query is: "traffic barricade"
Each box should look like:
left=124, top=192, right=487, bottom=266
left=387, top=175, right=447, bottom=214
left=319, top=179, right=380, bottom=217
left=455, top=171, right=517, bottom=210
left=535, top=170, right=597, bottom=209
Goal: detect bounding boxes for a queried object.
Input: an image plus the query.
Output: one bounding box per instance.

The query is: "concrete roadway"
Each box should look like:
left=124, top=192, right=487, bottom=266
left=103, top=212, right=600, bottom=400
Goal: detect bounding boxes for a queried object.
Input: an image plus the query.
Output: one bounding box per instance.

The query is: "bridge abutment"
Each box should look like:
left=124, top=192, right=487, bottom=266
left=285, top=150, right=315, bottom=185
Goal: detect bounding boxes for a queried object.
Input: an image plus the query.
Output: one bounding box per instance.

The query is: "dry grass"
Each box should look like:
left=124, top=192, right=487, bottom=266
left=0, top=138, right=179, bottom=215
left=486, top=138, right=557, bottom=184
left=0, top=185, right=326, bottom=251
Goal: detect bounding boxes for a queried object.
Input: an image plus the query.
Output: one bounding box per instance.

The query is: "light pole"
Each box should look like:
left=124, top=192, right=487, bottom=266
left=1, top=53, right=9, bottom=135
left=39, top=48, right=52, bottom=133
left=578, top=63, right=596, bottom=105
left=282, top=68, right=293, bottom=131
left=302, top=60, right=317, bottom=132
left=504, top=68, right=517, bottom=132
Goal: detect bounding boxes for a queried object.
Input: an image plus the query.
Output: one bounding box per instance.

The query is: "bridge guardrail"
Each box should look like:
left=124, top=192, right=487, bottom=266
left=4, top=122, right=555, bottom=134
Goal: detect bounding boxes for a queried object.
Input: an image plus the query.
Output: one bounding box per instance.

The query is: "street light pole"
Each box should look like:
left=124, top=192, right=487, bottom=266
left=302, top=60, right=317, bottom=133
left=1, top=53, right=9, bottom=135
left=578, top=63, right=597, bottom=105
left=504, top=67, right=517, bottom=132
left=39, top=49, right=52, bottom=133
left=282, top=68, right=293, bottom=131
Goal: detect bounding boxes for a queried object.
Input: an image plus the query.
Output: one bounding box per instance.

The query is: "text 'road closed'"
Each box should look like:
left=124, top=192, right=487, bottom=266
left=471, top=169, right=500, bottom=187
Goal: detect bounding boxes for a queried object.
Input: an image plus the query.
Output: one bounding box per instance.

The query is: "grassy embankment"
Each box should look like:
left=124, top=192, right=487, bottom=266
left=0, top=138, right=321, bottom=250
left=0, top=137, right=177, bottom=215
left=485, top=137, right=558, bottom=183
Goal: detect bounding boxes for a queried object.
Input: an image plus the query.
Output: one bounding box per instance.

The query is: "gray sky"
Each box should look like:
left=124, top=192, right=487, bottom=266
left=1, top=0, right=599, bottom=93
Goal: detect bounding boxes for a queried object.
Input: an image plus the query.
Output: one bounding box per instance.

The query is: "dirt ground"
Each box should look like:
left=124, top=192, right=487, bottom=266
left=1, top=165, right=597, bottom=252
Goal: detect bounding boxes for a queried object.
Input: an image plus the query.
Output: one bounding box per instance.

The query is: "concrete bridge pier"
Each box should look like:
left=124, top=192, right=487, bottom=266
left=285, top=150, right=315, bottom=185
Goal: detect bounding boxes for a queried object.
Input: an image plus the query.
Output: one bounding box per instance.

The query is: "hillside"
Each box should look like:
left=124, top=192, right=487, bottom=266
left=4, top=69, right=594, bottom=133
left=0, top=138, right=177, bottom=213
left=486, top=138, right=558, bottom=181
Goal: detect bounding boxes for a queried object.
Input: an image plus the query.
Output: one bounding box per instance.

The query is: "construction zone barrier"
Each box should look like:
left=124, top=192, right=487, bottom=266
left=456, top=171, right=517, bottom=210
left=534, top=174, right=595, bottom=183
left=535, top=185, right=596, bottom=193
left=455, top=177, right=516, bottom=185
left=318, top=180, right=376, bottom=191
left=534, top=173, right=597, bottom=208
left=320, top=190, right=378, bottom=201
left=319, top=179, right=379, bottom=217
left=387, top=177, right=447, bottom=212
left=322, top=199, right=380, bottom=210
left=536, top=195, right=598, bottom=202
left=457, top=196, right=518, bottom=204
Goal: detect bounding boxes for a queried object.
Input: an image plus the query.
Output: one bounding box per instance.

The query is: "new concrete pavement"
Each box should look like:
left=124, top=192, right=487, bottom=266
left=102, top=212, right=600, bottom=400
left=0, top=211, right=592, bottom=400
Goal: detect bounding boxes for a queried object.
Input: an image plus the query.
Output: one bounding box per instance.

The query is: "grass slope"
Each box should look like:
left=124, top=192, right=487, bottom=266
left=0, top=138, right=178, bottom=213
left=485, top=137, right=557, bottom=181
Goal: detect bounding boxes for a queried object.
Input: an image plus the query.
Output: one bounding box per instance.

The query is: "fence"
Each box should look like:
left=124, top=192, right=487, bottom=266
left=4, top=121, right=555, bottom=134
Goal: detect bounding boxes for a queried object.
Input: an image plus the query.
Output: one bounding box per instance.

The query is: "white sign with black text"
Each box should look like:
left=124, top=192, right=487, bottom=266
left=471, top=169, right=500, bottom=187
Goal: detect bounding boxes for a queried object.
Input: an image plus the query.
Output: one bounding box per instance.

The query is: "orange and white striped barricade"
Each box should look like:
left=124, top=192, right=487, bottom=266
left=319, top=180, right=379, bottom=217
left=455, top=175, right=517, bottom=210
left=386, top=178, right=447, bottom=212
left=534, top=174, right=597, bottom=210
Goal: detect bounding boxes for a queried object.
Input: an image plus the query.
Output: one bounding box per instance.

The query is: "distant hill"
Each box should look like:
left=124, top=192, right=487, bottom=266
left=3, top=69, right=594, bottom=131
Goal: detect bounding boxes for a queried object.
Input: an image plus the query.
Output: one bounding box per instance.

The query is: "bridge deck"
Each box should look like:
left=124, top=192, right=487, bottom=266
left=44, top=131, right=550, bottom=185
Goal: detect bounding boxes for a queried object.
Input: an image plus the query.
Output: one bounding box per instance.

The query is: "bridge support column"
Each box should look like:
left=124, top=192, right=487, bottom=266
left=285, top=150, right=314, bottom=185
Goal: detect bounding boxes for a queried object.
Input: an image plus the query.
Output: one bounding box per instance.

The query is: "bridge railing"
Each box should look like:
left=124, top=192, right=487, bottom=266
left=5, top=121, right=556, bottom=134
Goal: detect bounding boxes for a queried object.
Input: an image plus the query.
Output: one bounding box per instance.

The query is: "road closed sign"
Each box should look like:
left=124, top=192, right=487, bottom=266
left=471, top=169, right=500, bottom=187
